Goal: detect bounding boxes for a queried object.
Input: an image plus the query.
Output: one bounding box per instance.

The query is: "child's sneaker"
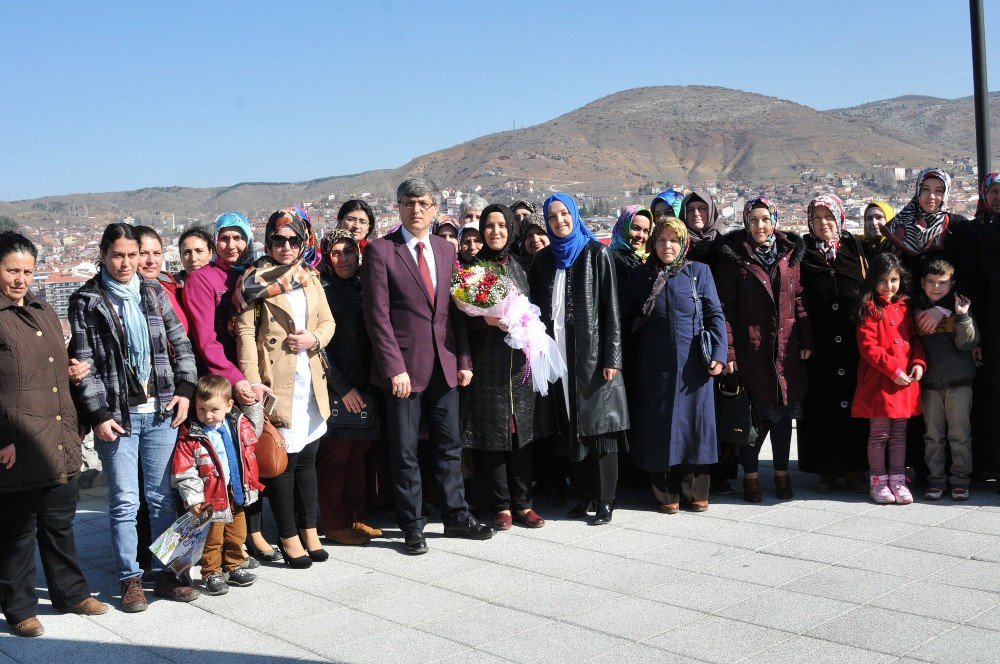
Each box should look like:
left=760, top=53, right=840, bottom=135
left=870, top=475, right=896, bottom=504
left=203, top=573, right=229, bottom=596
left=226, top=568, right=256, bottom=587
left=888, top=474, right=913, bottom=504
left=924, top=484, right=945, bottom=501
left=951, top=485, right=970, bottom=501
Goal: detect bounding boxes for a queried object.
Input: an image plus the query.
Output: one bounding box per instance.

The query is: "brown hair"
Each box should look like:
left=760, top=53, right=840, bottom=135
left=923, top=258, right=955, bottom=279
left=195, top=374, right=233, bottom=404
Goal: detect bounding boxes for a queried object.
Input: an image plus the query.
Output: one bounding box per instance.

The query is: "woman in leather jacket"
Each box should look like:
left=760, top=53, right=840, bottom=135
left=529, top=193, right=629, bottom=525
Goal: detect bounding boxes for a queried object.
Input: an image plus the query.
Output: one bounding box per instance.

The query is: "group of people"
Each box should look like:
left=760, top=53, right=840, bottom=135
left=2, top=169, right=999, bottom=638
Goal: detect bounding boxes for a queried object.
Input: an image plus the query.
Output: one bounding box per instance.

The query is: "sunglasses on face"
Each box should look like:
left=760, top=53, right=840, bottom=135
left=270, top=234, right=303, bottom=249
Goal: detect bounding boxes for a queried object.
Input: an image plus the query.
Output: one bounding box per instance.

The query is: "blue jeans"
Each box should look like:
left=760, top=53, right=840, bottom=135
left=95, top=411, right=178, bottom=581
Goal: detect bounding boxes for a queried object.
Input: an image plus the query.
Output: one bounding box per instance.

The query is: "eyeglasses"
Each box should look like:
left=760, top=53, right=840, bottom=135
left=270, top=235, right=303, bottom=249
left=401, top=199, right=438, bottom=211
left=342, top=216, right=370, bottom=226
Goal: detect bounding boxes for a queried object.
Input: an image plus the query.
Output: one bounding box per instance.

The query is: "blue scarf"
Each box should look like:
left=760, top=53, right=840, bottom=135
left=544, top=193, right=598, bottom=270
left=100, top=268, right=152, bottom=389
left=213, top=211, right=254, bottom=272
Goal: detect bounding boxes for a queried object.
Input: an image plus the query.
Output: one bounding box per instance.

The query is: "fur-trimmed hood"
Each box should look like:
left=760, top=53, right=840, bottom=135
left=717, top=228, right=806, bottom=268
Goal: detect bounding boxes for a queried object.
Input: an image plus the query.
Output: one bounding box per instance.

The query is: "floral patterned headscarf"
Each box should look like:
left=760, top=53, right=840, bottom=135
left=807, top=194, right=845, bottom=261
left=610, top=205, right=653, bottom=260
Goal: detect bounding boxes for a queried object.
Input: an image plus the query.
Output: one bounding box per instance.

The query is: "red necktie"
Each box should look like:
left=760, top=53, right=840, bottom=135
left=415, top=242, right=435, bottom=305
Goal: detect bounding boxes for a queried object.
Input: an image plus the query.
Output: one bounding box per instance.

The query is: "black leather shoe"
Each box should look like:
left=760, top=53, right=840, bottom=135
left=403, top=530, right=428, bottom=555
left=275, top=541, right=313, bottom=569
left=567, top=498, right=595, bottom=519
left=443, top=515, right=494, bottom=540
left=592, top=499, right=615, bottom=525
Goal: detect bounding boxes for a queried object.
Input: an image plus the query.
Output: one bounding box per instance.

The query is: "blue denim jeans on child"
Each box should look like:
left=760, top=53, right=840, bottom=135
left=95, top=411, right=178, bottom=581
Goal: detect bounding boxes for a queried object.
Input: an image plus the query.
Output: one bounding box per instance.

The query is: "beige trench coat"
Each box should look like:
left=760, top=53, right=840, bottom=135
left=237, top=277, right=335, bottom=427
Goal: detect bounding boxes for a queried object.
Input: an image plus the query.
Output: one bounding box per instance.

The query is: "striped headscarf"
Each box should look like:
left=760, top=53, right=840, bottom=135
left=232, top=209, right=317, bottom=312
left=886, top=167, right=951, bottom=256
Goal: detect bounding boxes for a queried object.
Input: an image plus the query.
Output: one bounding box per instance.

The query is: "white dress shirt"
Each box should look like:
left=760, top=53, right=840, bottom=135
left=400, top=225, right=437, bottom=289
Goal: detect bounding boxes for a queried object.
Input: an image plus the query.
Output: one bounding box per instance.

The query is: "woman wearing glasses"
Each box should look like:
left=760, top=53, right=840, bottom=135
left=336, top=199, right=377, bottom=255
left=235, top=209, right=335, bottom=568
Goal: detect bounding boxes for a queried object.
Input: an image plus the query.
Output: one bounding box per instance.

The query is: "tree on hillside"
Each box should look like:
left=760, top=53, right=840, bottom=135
left=0, top=215, right=18, bottom=233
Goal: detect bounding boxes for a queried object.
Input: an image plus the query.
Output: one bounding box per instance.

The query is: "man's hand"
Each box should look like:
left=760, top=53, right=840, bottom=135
left=0, top=444, right=14, bottom=470
left=166, top=395, right=190, bottom=428
left=916, top=307, right=945, bottom=334
left=391, top=372, right=412, bottom=399
left=458, top=370, right=473, bottom=387
left=68, top=358, right=91, bottom=385
left=94, top=418, right=127, bottom=442
left=341, top=388, right=366, bottom=413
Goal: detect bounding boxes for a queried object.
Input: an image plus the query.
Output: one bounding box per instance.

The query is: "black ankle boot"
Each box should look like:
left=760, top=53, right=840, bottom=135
left=567, top=498, right=595, bottom=518
left=592, top=499, right=615, bottom=525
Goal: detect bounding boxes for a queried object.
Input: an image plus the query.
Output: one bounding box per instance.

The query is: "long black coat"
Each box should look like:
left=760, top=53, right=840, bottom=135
left=971, top=219, right=1000, bottom=474
left=529, top=241, right=630, bottom=450
left=460, top=259, right=552, bottom=451
left=321, top=272, right=380, bottom=439
left=798, top=232, right=871, bottom=476
left=715, top=230, right=813, bottom=411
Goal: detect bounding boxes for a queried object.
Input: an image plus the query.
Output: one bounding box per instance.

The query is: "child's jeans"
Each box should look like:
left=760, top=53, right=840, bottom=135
left=200, top=506, right=247, bottom=577
left=868, top=417, right=907, bottom=476
left=922, top=386, right=974, bottom=487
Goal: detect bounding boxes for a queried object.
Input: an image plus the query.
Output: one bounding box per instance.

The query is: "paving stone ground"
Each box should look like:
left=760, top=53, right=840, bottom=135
left=2, top=436, right=998, bottom=663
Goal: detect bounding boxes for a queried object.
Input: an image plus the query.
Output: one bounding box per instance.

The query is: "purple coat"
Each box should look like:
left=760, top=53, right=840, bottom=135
left=361, top=228, right=471, bottom=392
left=181, top=259, right=246, bottom=387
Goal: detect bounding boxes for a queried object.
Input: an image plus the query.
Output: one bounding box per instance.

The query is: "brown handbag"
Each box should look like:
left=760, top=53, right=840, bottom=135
left=255, top=418, right=288, bottom=478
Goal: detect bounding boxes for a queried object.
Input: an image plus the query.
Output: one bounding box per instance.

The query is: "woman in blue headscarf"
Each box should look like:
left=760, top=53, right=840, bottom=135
left=528, top=193, right=630, bottom=525
left=651, top=189, right=683, bottom=222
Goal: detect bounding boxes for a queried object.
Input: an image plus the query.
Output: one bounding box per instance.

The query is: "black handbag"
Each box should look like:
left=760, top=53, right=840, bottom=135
left=329, top=387, right=378, bottom=430
left=691, top=274, right=714, bottom=369
left=714, top=374, right=760, bottom=447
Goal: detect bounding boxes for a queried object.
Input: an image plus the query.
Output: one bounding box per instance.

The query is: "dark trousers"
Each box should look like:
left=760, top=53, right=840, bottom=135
left=650, top=466, right=710, bottom=504
left=317, top=436, right=370, bottom=533
left=740, top=419, right=793, bottom=473
left=0, top=476, right=90, bottom=625
left=264, top=439, right=320, bottom=539
left=571, top=452, right=619, bottom=503
left=474, top=444, right=533, bottom=513
left=383, top=366, right=469, bottom=532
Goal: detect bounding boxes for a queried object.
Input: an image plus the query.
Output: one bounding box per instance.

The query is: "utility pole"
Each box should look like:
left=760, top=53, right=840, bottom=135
left=970, top=0, right=990, bottom=185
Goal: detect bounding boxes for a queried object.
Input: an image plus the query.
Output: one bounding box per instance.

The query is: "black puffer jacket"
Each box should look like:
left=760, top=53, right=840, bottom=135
left=529, top=240, right=629, bottom=440
left=321, top=271, right=379, bottom=439
left=460, top=260, right=552, bottom=450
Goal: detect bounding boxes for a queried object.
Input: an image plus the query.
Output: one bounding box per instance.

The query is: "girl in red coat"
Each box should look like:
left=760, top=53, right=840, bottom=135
left=852, top=254, right=926, bottom=505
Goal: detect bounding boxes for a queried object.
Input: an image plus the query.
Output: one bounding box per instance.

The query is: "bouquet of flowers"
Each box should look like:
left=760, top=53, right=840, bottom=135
left=451, top=260, right=565, bottom=396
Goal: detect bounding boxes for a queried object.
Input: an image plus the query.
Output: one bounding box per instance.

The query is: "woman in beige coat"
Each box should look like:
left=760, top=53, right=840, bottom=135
left=236, top=209, right=334, bottom=568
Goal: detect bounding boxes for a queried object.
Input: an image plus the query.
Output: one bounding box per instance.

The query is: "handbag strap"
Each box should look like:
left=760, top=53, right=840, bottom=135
left=691, top=272, right=704, bottom=336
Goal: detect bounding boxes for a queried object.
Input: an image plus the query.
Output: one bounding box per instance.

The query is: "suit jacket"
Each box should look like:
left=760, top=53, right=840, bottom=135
left=361, top=228, right=471, bottom=393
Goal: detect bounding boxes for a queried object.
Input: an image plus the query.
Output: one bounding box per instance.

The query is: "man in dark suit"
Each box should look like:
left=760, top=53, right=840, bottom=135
left=362, top=177, right=494, bottom=554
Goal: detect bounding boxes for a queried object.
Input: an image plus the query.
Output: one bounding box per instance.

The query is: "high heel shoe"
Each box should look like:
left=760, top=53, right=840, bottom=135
left=275, top=540, right=313, bottom=569
left=307, top=548, right=329, bottom=562
left=592, top=499, right=615, bottom=525
left=246, top=540, right=283, bottom=563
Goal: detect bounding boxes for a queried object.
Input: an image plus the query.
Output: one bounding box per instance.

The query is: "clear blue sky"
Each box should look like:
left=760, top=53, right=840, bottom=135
left=3, top=0, right=1000, bottom=200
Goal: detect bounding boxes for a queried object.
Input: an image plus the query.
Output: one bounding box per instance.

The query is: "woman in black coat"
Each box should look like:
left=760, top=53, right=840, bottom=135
left=529, top=193, right=629, bottom=525
left=460, top=204, right=550, bottom=530
left=316, top=230, right=383, bottom=546
left=798, top=195, right=872, bottom=493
